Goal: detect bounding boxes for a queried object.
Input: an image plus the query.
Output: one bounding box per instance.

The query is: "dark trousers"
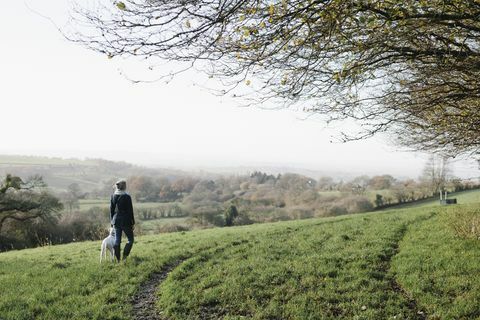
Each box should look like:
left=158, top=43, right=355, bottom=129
left=113, top=225, right=134, bottom=260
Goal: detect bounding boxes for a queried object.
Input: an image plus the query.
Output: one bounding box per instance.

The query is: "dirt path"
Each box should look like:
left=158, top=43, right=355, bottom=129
left=131, top=260, right=184, bottom=320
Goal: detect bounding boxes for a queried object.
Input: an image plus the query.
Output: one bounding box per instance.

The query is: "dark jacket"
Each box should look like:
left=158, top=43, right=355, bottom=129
left=110, top=193, right=135, bottom=227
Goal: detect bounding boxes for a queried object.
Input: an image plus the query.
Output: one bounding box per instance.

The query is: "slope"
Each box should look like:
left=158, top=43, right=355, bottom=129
left=0, top=204, right=479, bottom=319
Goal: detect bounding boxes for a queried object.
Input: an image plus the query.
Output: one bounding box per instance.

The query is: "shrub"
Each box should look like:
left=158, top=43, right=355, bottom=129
left=224, top=205, right=239, bottom=227
left=326, top=204, right=348, bottom=216
left=232, top=213, right=253, bottom=226
left=339, top=196, right=374, bottom=213
left=155, top=223, right=191, bottom=233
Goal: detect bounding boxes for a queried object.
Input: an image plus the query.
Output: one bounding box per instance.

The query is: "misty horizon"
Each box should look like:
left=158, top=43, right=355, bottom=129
left=0, top=151, right=478, bottom=182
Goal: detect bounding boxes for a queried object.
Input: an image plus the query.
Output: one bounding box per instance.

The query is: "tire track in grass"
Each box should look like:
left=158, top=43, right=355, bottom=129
left=386, top=213, right=437, bottom=320
left=131, top=244, right=232, bottom=320
left=151, top=220, right=365, bottom=320
left=386, top=224, right=426, bottom=320
left=157, top=225, right=334, bottom=320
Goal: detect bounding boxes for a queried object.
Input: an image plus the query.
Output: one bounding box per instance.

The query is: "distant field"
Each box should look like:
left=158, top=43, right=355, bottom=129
left=78, top=199, right=183, bottom=210
left=384, top=188, right=480, bottom=210
left=78, top=199, right=188, bottom=234
left=1, top=198, right=480, bottom=319
left=78, top=199, right=110, bottom=210
left=0, top=155, right=96, bottom=166
left=317, top=190, right=342, bottom=196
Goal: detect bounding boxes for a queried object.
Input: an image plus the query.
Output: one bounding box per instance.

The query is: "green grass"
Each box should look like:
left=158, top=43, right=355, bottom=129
left=78, top=199, right=110, bottom=210
left=158, top=212, right=432, bottom=319
left=1, top=202, right=479, bottom=319
left=392, top=204, right=480, bottom=319
left=450, top=188, right=480, bottom=204
left=383, top=188, right=480, bottom=210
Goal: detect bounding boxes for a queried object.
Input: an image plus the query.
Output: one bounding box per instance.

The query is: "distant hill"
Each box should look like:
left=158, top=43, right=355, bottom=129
left=0, top=155, right=365, bottom=192
left=0, top=155, right=190, bottom=192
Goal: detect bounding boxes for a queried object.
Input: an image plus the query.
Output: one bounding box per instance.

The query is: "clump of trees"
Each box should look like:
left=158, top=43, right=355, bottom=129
left=0, top=175, right=110, bottom=251
left=137, top=204, right=185, bottom=220
left=0, top=175, right=62, bottom=250
left=114, top=163, right=479, bottom=229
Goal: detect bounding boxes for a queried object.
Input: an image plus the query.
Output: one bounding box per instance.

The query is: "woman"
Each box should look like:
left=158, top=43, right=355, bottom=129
left=110, top=179, right=135, bottom=262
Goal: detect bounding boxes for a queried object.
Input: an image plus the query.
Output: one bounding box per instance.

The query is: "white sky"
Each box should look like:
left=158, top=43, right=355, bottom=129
left=1, top=1, right=478, bottom=179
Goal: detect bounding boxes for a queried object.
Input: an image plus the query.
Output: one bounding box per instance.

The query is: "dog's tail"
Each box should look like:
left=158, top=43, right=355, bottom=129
left=100, top=241, right=106, bottom=263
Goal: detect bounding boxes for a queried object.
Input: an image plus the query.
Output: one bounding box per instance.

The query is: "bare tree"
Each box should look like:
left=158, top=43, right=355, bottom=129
left=69, top=0, right=480, bottom=157
left=420, top=154, right=451, bottom=196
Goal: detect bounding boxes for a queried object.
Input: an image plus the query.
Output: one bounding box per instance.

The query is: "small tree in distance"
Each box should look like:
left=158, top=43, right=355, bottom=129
left=420, top=154, right=451, bottom=197
left=224, top=205, right=239, bottom=227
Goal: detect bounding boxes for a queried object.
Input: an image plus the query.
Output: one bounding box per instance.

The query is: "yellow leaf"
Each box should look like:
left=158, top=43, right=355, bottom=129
left=333, top=72, right=341, bottom=83
left=185, top=20, right=191, bottom=28
left=245, top=80, right=251, bottom=86
left=269, top=4, right=274, bottom=16
left=116, top=2, right=126, bottom=10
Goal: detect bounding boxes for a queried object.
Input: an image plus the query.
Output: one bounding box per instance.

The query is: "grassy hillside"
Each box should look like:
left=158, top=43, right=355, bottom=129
left=1, top=203, right=479, bottom=319
left=392, top=205, right=480, bottom=319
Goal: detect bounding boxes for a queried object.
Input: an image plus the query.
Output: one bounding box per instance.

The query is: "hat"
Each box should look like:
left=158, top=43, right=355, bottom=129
left=115, top=179, right=127, bottom=190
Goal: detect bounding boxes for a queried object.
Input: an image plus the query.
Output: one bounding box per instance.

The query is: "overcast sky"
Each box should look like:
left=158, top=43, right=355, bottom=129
left=1, top=1, right=478, bottom=179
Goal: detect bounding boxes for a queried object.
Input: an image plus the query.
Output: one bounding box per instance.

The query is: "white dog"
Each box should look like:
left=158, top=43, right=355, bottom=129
left=100, top=227, right=116, bottom=263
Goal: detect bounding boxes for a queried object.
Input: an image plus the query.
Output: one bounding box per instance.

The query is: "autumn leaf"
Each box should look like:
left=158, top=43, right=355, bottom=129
left=269, top=4, right=275, bottom=16
left=116, top=2, right=126, bottom=10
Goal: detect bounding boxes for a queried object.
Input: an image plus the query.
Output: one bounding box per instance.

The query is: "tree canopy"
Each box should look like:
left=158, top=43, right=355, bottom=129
left=70, top=0, right=480, bottom=157
left=0, top=175, right=63, bottom=234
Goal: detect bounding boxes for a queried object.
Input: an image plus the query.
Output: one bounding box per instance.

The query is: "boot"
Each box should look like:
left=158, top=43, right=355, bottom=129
left=122, top=242, right=133, bottom=261
left=113, top=245, right=121, bottom=262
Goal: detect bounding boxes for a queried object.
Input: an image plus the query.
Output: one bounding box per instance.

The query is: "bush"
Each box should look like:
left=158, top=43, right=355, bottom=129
left=53, top=210, right=107, bottom=243
left=224, top=205, right=239, bottom=227
left=339, top=196, right=374, bottom=213
left=155, top=223, right=191, bottom=233
left=0, top=208, right=108, bottom=251
left=326, top=204, right=348, bottom=216
left=232, top=214, right=253, bottom=226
